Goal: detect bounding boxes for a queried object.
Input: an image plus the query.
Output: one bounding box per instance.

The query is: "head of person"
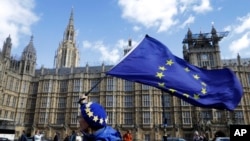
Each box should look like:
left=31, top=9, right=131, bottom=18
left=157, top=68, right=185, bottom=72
left=194, top=131, right=199, bottom=136
left=78, top=102, right=107, bottom=132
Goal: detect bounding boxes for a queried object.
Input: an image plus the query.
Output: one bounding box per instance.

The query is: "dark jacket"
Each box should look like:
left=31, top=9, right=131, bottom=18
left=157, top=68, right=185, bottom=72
left=63, top=136, right=70, bottom=141
left=70, top=133, right=76, bottom=141
left=54, top=134, right=59, bottom=141
left=19, top=134, right=28, bottom=141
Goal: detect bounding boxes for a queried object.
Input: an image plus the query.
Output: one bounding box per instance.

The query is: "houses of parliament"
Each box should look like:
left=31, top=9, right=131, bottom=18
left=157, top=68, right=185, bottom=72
left=1, top=10, right=250, bottom=141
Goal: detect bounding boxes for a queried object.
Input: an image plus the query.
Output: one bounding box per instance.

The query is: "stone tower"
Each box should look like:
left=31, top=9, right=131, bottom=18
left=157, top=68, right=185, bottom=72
left=21, top=35, right=37, bottom=75
left=54, top=8, right=80, bottom=68
left=182, top=26, right=229, bottom=69
left=124, top=38, right=133, bottom=55
left=1, top=35, right=12, bottom=59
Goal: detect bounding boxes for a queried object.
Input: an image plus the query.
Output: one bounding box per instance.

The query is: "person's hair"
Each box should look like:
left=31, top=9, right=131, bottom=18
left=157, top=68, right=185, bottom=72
left=35, top=130, right=39, bottom=134
left=194, top=130, right=199, bottom=135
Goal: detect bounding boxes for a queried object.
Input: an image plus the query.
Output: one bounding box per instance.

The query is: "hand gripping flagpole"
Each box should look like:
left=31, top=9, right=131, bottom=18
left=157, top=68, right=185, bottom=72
left=78, top=76, right=106, bottom=104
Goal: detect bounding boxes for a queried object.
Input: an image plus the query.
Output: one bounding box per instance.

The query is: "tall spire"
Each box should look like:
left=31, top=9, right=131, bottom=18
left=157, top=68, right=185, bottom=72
left=63, top=7, right=75, bottom=42
left=54, top=8, right=80, bottom=68
left=69, top=6, right=74, bottom=27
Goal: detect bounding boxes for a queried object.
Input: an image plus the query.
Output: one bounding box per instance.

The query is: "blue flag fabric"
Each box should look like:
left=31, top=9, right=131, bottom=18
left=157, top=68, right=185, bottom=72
left=106, top=35, right=243, bottom=110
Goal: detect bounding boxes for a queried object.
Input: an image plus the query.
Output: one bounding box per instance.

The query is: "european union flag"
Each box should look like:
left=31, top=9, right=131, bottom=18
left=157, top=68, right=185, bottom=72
left=106, top=35, right=243, bottom=110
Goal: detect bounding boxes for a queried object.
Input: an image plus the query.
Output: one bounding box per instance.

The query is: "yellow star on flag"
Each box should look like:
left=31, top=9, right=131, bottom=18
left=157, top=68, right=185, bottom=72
left=201, top=88, right=207, bottom=94
left=193, top=74, right=200, bottom=80
left=156, top=72, right=164, bottom=79
left=201, top=82, right=206, bottom=86
left=194, top=94, right=199, bottom=100
left=184, top=67, right=190, bottom=72
left=159, top=66, right=166, bottom=71
left=158, top=82, right=165, bottom=87
left=183, top=93, right=189, bottom=98
left=166, top=59, right=174, bottom=66
left=169, top=89, right=176, bottom=93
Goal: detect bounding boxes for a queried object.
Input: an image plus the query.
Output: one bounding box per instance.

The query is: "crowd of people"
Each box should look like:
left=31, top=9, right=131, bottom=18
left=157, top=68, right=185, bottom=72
left=19, top=129, right=44, bottom=141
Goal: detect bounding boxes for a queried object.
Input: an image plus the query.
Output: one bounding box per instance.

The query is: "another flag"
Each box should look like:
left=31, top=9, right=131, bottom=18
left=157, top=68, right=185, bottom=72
left=106, top=35, right=243, bottom=110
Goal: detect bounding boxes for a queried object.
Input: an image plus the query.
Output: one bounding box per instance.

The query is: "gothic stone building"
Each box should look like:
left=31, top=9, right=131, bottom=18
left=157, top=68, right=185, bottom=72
left=0, top=10, right=250, bottom=141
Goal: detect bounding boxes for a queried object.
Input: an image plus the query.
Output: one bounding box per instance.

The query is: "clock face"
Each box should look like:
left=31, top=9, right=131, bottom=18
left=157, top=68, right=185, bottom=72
left=201, top=54, right=208, bottom=60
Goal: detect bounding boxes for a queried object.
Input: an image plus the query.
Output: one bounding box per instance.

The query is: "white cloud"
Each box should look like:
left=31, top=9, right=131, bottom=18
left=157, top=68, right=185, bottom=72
left=179, top=0, right=196, bottom=13
left=0, top=0, right=39, bottom=48
left=133, top=26, right=141, bottom=32
left=223, top=25, right=232, bottom=32
left=234, top=13, right=250, bottom=34
left=118, top=0, right=178, bottom=32
left=229, top=32, right=250, bottom=55
left=81, top=38, right=141, bottom=65
left=82, top=39, right=131, bottom=64
left=116, top=39, right=128, bottom=49
left=180, top=15, right=195, bottom=28
left=98, top=44, right=120, bottom=64
left=118, top=0, right=213, bottom=32
left=224, top=13, right=250, bottom=57
left=192, top=0, right=212, bottom=13
left=82, top=40, right=92, bottom=48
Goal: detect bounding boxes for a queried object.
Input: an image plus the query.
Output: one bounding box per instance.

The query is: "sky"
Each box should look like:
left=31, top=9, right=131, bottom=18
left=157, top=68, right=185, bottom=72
left=1, top=0, right=250, bottom=68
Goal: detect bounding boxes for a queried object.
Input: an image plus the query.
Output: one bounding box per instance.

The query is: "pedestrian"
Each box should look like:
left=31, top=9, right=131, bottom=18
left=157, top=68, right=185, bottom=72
left=34, top=130, right=43, bottom=141
left=69, top=130, right=76, bottom=141
left=54, top=132, right=60, bottom=141
left=64, top=134, right=70, bottom=141
left=123, top=130, right=132, bottom=141
left=19, top=130, right=28, bottom=141
left=193, top=130, right=202, bottom=141
left=78, top=95, right=122, bottom=141
left=76, top=132, right=82, bottom=141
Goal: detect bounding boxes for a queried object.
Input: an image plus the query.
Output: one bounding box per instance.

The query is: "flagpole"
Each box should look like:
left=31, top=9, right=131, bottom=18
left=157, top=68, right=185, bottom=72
left=78, top=76, right=106, bottom=104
